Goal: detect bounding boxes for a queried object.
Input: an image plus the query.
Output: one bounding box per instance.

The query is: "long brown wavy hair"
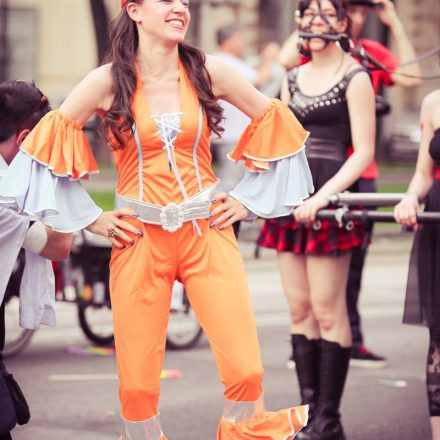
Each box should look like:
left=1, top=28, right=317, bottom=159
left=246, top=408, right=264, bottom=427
left=103, top=0, right=223, bottom=149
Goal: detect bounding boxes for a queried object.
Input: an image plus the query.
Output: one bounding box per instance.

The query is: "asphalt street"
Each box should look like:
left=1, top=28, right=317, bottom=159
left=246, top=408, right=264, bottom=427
left=4, top=232, right=431, bottom=440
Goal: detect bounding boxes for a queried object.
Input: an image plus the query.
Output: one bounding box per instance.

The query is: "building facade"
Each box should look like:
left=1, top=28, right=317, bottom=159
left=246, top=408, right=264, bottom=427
left=389, top=0, right=440, bottom=115
left=2, top=0, right=98, bottom=104
left=2, top=0, right=439, bottom=113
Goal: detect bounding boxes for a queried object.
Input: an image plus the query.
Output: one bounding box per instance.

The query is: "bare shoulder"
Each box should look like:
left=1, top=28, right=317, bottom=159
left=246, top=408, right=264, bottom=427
left=205, top=54, right=230, bottom=82
left=346, top=70, right=372, bottom=94
left=345, top=60, right=374, bottom=102
left=422, top=90, right=440, bottom=112
left=421, top=90, right=440, bottom=128
left=59, top=63, right=115, bottom=123
left=347, top=69, right=370, bottom=84
left=344, top=55, right=367, bottom=76
left=79, top=63, right=114, bottom=113
left=84, top=63, right=113, bottom=95
left=345, top=56, right=371, bottom=89
left=204, top=54, right=237, bottom=97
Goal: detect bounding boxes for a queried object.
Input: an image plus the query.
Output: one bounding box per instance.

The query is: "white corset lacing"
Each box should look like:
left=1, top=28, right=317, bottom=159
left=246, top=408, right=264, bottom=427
left=150, top=112, right=202, bottom=236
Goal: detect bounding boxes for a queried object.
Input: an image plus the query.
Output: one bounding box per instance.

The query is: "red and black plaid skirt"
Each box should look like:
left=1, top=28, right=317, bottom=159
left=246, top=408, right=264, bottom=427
left=258, top=216, right=367, bottom=255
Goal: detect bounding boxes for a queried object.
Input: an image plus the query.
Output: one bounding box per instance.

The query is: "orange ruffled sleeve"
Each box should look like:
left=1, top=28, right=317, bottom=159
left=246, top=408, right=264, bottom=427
left=20, top=110, right=99, bottom=180
left=228, top=99, right=309, bottom=172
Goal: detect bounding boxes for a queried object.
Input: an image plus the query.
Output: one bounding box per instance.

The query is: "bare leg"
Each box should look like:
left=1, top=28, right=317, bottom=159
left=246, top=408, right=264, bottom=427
left=431, top=417, right=440, bottom=440
left=277, top=252, right=319, bottom=338
left=277, top=252, right=320, bottom=433
left=300, top=253, right=352, bottom=440
left=307, top=253, right=352, bottom=347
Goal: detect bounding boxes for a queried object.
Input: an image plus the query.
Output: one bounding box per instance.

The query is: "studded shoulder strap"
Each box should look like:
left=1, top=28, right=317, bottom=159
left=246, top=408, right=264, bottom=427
left=340, top=67, right=368, bottom=93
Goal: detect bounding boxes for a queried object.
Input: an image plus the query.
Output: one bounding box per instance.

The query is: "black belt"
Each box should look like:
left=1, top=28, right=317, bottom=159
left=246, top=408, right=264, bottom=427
left=305, top=138, right=347, bottom=162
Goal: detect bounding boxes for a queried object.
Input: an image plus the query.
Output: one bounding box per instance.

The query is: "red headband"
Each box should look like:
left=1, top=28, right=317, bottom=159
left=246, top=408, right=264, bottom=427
left=121, top=0, right=129, bottom=8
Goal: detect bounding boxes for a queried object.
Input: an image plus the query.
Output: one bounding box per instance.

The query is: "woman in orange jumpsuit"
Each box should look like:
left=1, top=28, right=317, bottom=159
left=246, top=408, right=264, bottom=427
left=0, top=1, right=314, bottom=438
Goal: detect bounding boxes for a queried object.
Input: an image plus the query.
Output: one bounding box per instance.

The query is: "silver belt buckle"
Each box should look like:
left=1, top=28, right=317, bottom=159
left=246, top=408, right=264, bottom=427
left=159, top=202, right=184, bottom=232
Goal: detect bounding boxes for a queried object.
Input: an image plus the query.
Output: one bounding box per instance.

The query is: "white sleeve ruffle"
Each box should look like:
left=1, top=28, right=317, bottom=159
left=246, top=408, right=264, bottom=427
left=0, top=151, right=102, bottom=232
left=0, top=206, right=56, bottom=330
left=228, top=149, right=314, bottom=218
left=20, top=250, right=56, bottom=330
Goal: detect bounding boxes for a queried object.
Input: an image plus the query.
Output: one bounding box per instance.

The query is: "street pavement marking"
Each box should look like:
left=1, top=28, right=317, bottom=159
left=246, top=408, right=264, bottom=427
left=67, top=345, right=115, bottom=356
left=49, top=370, right=182, bottom=382
left=49, top=373, right=118, bottom=381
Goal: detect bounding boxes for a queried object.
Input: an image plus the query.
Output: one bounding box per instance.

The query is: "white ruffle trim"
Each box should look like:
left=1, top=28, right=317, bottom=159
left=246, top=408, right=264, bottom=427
left=0, top=151, right=102, bottom=232
left=229, top=149, right=314, bottom=218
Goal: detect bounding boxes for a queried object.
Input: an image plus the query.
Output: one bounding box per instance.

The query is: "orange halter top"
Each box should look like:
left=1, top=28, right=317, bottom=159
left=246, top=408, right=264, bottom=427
left=112, top=60, right=218, bottom=207
left=19, top=62, right=309, bottom=201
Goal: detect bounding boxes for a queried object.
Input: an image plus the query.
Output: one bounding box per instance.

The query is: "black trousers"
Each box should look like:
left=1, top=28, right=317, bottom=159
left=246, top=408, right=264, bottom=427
left=0, top=298, right=5, bottom=352
left=0, top=298, right=14, bottom=439
left=346, top=179, right=376, bottom=346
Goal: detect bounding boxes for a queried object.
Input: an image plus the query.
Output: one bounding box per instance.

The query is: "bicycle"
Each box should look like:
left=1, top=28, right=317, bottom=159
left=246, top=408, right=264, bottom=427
left=3, top=231, right=203, bottom=357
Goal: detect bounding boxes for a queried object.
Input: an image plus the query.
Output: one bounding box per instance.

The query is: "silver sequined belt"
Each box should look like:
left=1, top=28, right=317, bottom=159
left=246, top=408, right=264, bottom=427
left=114, top=182, right=219, bottom=233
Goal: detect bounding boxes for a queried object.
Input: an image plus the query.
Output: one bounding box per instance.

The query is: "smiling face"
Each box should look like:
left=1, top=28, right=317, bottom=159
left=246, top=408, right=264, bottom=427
left=128, top=0, right=191, bottom=46
left=300, top=0, right=347, bottom=52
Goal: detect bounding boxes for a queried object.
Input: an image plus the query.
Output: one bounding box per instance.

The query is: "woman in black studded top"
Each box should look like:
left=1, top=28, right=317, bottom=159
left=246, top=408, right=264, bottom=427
left=394, top=90, right=440, bottom=439
left=258, top=1, right=375, bottom=439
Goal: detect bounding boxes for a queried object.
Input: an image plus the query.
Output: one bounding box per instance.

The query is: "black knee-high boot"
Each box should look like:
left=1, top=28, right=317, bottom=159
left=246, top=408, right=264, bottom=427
left=427, top=329, right=440, bottom=417
left=310, top=339, right=351, bottom=440
left=291, top=335, right=320, bottom=438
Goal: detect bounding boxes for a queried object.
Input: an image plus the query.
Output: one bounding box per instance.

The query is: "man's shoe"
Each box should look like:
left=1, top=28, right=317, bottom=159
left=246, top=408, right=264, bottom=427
left=350, top=344, right=387, bottom=369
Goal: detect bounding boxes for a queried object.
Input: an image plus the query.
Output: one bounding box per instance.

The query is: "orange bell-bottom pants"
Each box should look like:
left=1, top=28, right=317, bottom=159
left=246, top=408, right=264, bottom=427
left=110, top=219, right=307, bottom=439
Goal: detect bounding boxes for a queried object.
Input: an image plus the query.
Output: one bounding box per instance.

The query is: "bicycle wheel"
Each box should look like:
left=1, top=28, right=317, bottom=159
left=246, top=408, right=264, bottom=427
left=166, top=282, right=203, bottom=350
left=77, top=303, right=114, bottom=346
left=3, top=294, right=35, bottom=358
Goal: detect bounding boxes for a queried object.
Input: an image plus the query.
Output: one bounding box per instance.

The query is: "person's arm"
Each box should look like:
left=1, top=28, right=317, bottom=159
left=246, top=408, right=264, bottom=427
left=280, top=76, right=291, bottom=104
left=39, top=228, right=72, bottom=260
left=57, top=65, right=142, bottom=247
left=206, top=55, right=271, bottom=119
left=394, top=92, right=438, bottom=226
left=373, top=0, right=421, bottom=87
left=20, top=221, right=71, bottom=260
left=294, top=70, right=376, bottom=223
left=205, top=55, right=269, bottom=226
left=58, top=64, right=114, bottom=123
left=278, top=30, right=302, bottom=70
left=206, top=55, right=311, bottom=225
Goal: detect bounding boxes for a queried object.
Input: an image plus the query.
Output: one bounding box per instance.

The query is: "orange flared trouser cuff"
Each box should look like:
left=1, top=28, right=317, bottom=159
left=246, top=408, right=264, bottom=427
left=217, top=401, right=309, bottom=440
left=121, top=413, right=165, bottom=440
